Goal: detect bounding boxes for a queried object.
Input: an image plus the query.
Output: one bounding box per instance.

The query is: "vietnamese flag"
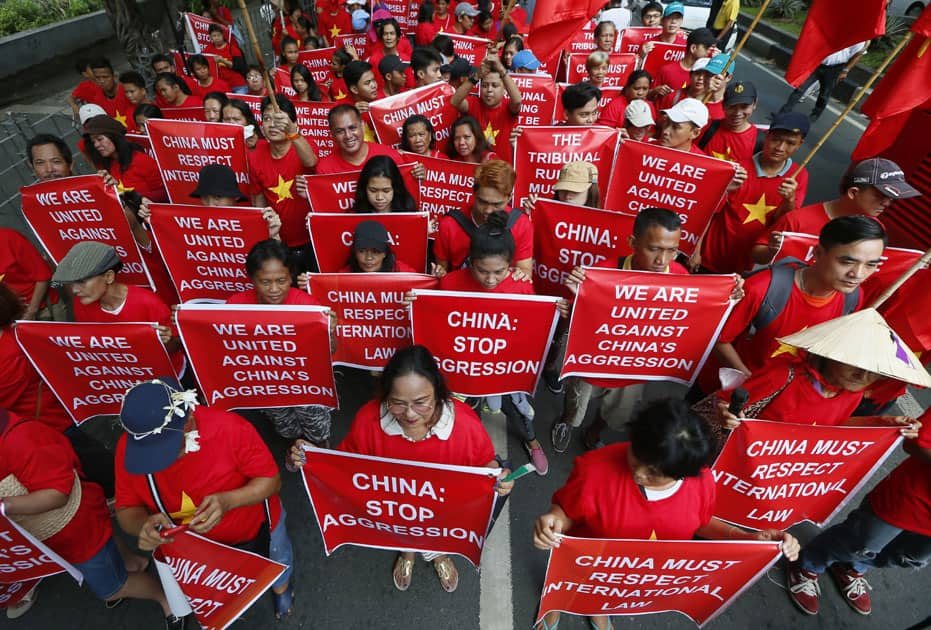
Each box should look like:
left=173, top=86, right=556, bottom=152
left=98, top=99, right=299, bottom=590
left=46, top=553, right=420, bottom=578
left=784, top=0, right=885, bottom=87
left=528, top=0, right=604, bottom=66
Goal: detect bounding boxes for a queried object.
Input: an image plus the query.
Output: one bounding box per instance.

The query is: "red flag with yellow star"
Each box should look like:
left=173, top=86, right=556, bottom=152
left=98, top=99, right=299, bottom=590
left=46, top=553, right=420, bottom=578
left=528, top=0, right=604, bottom=65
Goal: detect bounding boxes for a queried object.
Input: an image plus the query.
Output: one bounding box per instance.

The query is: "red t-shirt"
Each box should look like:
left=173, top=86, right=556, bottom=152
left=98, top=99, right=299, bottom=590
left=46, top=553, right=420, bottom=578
left=72, top=79, right=102, bottom=104
left=319, top=10, right=353, bottom=42
left=598, top=96, right=658, bottom=129
left=466, top=96, right=518, bottom=162
left=339, top=399, right=496, bottom=467
left=553, top=442, right=715, bottom=539
left=439, top=268, right=534, bottom=294
left=869, top=411, right=931, bottom=536
left=314, top=143, right=403, bottom=175
left=0, top=414, right=111, bottom=563
left=653, top=61, right=692, bottom=93
left=227, top=287, right=321, bottom=305
left=0, top=228, right=53, bottom=306
left=154, top=77, right=200, bottom=109
left=434, top=209, right=533, bottom=270
left=329, top=77, right=351, bottom=102
left=202, top=41, right=247, bottom=88
left=415, top=21, right=439, bottom=46
left=86, top=85, right=131, bottom=120
left=0, top=332, right=73, bottom=432
left=755, top=202, right=830, bottom=247
left=703, top=125, right=758, bottom=164
left=247, top=141, right=314, bottom=248
left=109, top=151, right=168, bottom=202
left=433, top=12, right=455, bottom=32
left=190, top=76, right=232, bottom=99
left=114, top=406, right=282, bottom=545
left=702, top=159, right=809, bottom=274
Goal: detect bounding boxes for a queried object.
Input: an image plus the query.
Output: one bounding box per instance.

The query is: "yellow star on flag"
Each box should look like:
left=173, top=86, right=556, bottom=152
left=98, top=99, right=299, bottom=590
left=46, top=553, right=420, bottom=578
left=334, top=89, right=347, bottom=101
left=483, top=121, right=499, bottom=144
left=742, top=194, right=777, bottom=225
left=113, top=110, right=128, bottom=128
left=267, top=175, right=294, bottom=202
left=169, top=491, right=197, bottom=524
left=711, top=145, right=733, bottom=162
left=648, top=530, right=658, bottom=541
left=771, top=327, right=806, bottom=359
left=363, top=123, right=376, bottom=143
left=329, top=24, right=342, bottom=39
left=116, top=180, right=134, bottom=194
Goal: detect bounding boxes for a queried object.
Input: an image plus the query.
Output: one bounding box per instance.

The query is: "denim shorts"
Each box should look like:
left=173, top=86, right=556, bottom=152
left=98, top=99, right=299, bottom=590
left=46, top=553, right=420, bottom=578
left=73, top=537, right=128, bottom=600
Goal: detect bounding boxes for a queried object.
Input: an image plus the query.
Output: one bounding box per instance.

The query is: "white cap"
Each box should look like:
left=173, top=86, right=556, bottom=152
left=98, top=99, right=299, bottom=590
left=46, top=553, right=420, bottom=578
left=662, top=97, right=709, bottom=128
left=690, top=57, right=710, bottom=73
left=624, top=100, right=655, bottom=127
left=79, top=103, right=107, bottom=125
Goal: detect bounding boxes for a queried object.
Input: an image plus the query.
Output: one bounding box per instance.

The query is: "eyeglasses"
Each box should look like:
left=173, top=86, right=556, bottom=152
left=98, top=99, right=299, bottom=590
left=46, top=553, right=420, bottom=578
left=386, top=399, right=435, bottom=415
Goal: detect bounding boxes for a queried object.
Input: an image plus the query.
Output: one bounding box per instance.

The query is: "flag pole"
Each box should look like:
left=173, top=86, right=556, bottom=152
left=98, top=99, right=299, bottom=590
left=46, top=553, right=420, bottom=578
left=703, top=0, right=774, bottom=103
left=869, top=246, right=931, bottom=309
left=501, top=0, right=519, bottom=25
left=236, top=0, right=280, bottom=112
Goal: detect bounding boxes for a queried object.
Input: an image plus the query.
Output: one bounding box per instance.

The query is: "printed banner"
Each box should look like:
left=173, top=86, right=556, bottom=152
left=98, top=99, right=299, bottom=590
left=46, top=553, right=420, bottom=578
left=20, top=174, right=152, bottom=287
left=368, top=82, right=458, bottom=150
left=414, top=154, right=476, bottom=234
left=274, top=67, right=296, bottom=96
left=0, top=505, right=81, bottom=584
left=146, top=119, right=248, bottom=203
left=147, top=204, right=269, bottom=303
left=562, top=269, right=735, bottom=385
left=293, top=101, right=339, bottom=157
left=513, top=126, right=619, bottom=209
left=641, top=42, right=687, bottom=81
left=304, top=163, right=421, bottom=213
left=566, top=23, right=599, bottom=54
left=409, top=290, right=561, bottom=396
left=566, top=53, right=637, bottom=87
left=712, top=420, right=903, bottom=530
left=618, top=26, right=664, bottom=54
left=604, top=141, right=736, bottom=255
left=309, top=273, right=439, bottom=369
left=537, top=536, right=781, bottom=627
left=0, top=580, right=40, bottom=608
left=226, top=92, right=262, bottom=124
left=333, top=34, right=371, bottom=62
left=308, top=212, right=429, bottom=273
left=14, top=321, right=178, bottom=424
left=127, top=133, right=154, bottom=156
left=161, top=106, right=207, bottom=122
left=301, top=447, right=498, bottom=566
left=382, top=0, right=414, bottom=30
left=297, top=47, right=337, bottom=86
left=154, top=531, right=286, bottom=630
left=532, top=199, right=636, bottom=299
left=176, top=304, right=337, bottom=409
left=184, top=12, right=229, bottom=53
left=444, top=33, right=493, bottom=64
left=510, top=74, right=558, bottom=127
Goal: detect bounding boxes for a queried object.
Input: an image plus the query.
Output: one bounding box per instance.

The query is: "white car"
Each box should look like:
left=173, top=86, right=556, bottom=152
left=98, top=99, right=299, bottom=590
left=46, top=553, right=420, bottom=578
left=888, top=0, right=927, bottom=18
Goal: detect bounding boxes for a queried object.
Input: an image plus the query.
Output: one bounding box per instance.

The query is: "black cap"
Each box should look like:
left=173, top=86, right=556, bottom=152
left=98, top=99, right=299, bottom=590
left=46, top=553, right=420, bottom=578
left=378, top=54, right=410, bottom=77
left=770, top=111, right=811, bottom=138
left=441, top=57, right=475, bottom=80
left=724, top=81, right=757, bottom=106
left=353, top=220, right=390, bottom=252
left=190, top=164, right=247, bottom=200
left=850, top=158, right=921, bottom=199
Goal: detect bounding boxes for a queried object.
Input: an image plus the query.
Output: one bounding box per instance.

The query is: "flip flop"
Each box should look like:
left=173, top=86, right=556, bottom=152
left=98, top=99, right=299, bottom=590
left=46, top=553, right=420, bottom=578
left=393, top=554, right=414, bottom=591
left=433, top=555, right=459, bottom=593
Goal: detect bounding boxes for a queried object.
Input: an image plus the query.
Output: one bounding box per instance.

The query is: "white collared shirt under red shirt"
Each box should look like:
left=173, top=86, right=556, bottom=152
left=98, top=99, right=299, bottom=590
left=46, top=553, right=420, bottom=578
left=434, top=207, right=533, bottom=270
left=247, top=140, right=314, bottom=248
left=314, top=142, right=403, bottom=175
left=466, top=95, right=518, bottom=162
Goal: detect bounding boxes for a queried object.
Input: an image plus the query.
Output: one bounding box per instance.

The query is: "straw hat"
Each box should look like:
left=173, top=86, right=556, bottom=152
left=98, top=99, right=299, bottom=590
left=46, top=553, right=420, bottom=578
left=777, top=308, right=931, bottom=388
left=0, top=472, right=82, bottom=540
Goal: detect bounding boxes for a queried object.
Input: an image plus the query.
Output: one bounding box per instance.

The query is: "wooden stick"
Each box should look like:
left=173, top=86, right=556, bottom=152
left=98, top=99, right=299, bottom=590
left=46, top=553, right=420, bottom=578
left=796, top=32, right=914, bottom=172
left=500, top=0, right=518, bottom=25
left=237, top=0, right=280, bottom=112
left=703, top=0, right=774, bottom=103
left=870, top=246, right=931, bottom=309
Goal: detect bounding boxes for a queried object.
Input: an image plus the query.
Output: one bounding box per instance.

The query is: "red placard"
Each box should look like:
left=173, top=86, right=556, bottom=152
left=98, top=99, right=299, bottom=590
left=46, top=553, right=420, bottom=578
left=712, top=420, right=903, bottom=530
left=537, top=536, right=781, bottom=627
left=443, top=33, right=494, bottom=64
left=14, top=321, right=177, bottom=424
left=127, top=133, right=154, bottom=157
left=293, top=101, right=339, bottom=157
left=0, top=580, right=40, bottom=608
left=641, top=42, right=687, bottom=81
left=513, top=126, right=619, bottom=209
left=511, top=74, right=558, bottom=127
left=308, top=212, right=429, bottom=273
left=561, top=269, right=736, bottom=385
left=413, top=154, right=476, bottom=235
left=368, top=82, right=458, bottom=150
left=146, top=120, right=248, bottom=203
left=183, top=13, right=229, bottom=53
left=226, top=92, right=262, bottom=124
left=566, top=53, right=637, bottom=87
left=409, top=290, right=561, bottom=396
left=273, top=67, right=296, bottom=97
left=604, top=141, right=736, bottom=255
left=176, top=304, right=337, bottom=409
left=382, top=0, right=414, bottom=31
left=147, top=204, right=269, bottom=303
left=618, top=26, right=663, bottom=54
left=297, top=47, right=337, bottom=86
left=154, top=531, right=286, bottom=630
left=19, top=175, right=152, bottom=288
left=333, top=34, right=370, bottom=60
left=532, top=199, right=636, bottom=298
left=162, top=106, right=207, bottom=122
left=300, top=446, right=497, bottom=566
left=309, top=273, right=439, bottom=369
left=304, top=162, right=421, bottom=213
left=566, top=22, right=598, bottom=55
left=0, top=507, right=79, bottom=584
left=553, top=84, right=623, bottom=123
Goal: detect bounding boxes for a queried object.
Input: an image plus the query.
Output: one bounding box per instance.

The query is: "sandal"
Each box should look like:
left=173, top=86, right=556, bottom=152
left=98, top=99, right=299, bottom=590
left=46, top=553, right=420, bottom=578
left=393, top=553, right=414, bottom=591
left=272, top=582, right=294, bottom=621
left=536, top=616, right=559, bottom=630
left=588, top=618, right=613, bottom=630
left=433, top=555, right=459, bottom=593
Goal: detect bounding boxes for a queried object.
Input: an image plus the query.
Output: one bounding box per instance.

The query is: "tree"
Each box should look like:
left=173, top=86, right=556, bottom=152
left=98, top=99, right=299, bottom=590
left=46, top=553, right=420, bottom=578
left=100, top=0, right=189, bottom=76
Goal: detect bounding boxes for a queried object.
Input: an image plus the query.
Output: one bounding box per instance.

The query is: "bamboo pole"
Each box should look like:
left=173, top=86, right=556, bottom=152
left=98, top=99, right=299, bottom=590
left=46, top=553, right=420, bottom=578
left=702, top=0, right=775, bottom=103
left=870, top=247, right=931, bottom=309
left=500, top=0, right=518, bottom=25
left=237, top=0, right=280, bottom=112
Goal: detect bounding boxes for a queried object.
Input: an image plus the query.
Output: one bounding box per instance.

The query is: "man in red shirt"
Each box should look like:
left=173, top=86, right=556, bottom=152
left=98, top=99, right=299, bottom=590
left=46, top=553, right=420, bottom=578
left=150, top=54, right=199, bottom=108
left=701, top=81, right=761, bottom=163
left=410, top=46, right=444, bottom=87
left=315, top=104, right=402, bottom=174
left=451, top=51, right=521, bottom=161
left=378, top=55, right=410, bottom=97
left=752, top=157, right=920, bottom=265
left=340, top=60, right=384, bottom=113
left=649, top=27, right=716, bottom=100
left=452, top=3, right=480, bottom=35
left=87, top=58, right=130, bottom=119
left=318, top=0, right=352, bottom=43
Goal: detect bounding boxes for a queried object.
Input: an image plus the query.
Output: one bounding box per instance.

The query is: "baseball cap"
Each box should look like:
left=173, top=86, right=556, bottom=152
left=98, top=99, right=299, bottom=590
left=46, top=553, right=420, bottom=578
left=662, top=97, right=709, bottom=128
left=378, top=54, right=410, bottom=76
left=554, top=161, right=598, bottom=193
left=79, top=103, right=107, bottom=125
left=441, top=57, right=475, bottom=79
left=455, top=3, right=481, bottom=17
left=625, top=100, right=655, bottom=127
left=353, top=220, right=390, bottom=252
left=351, top=8, right=369, bottom=30
left=705, top=52, right=735, bottom=75
left=690, top=57, right=710, bottom=73
left=769, top=111, right=810, bottom=138
left=120, top=378, right=194, bottom=475
left=511, top=49, right=541, bottom=71
left=51, top=241, right=123, bottom=285
left=190, top=164, right=247, bottom=200
left=663, top=2, right=685, bottom=17
left=724, top=80, right=757, bottom=106
left=849, top=158, right=921, bottom=199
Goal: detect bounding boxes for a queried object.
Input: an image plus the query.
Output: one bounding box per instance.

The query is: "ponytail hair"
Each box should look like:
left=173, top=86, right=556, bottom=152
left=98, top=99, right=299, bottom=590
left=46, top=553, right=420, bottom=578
left=469, top=210, right=515, bottom=264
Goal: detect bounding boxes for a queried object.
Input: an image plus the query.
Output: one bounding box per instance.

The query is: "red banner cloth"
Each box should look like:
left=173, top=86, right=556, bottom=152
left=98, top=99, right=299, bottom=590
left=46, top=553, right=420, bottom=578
left=300, top=446, right=497, bottom=565
left=176, top=304, right=337, bottom=409
left=566, top=53, right=637, bottom=88
left=146, top=120, right=249, bottom=203
left=510, top=74, right=558, bottom=127
left=127, top=133, right=154, bottom=156
left=368, top=82, right=458, bottom=150
left=562, top=269, right=735, bottom=385
left=14, top=321, right=176, bottom=424
left=0, top=580, right=41, bottom=608
left=227, top=92, right=263, bottom=124
left=333, top=34, right=371, bottom=60
left=304, top=163, right=421, bottom=213
left=712, top=420, right=902, bottom=530
left=0, top=507, right=76, bottom=583
left=513, top=126, right=620, bottom=209
left=183, top=13, right=229, bottom=53
left=641, top=42, right=687, bottom=82
left=565, top=23, right=599, bottom=56
left=274, top=67, right=296, bottom=97
left=297, top=47, right=337, bottom=86
left=528, top=0, right=603, bottom=64
left=20, top=174, right=153, bottom=288
left=309, top=273, right=438, bottom=369
left=537, top=536, right=781, bottom=626
left=413, top=154, right=476, bottom=234
left=444, top=33, right=493, bottom=64
left=879, top=269, right=931, bottom=351
left=532, top=199, right=636, bottom=299
left=171, top=50, right=219, bottom=80
left=618, top=27, right=664, bottom=54
left=293, top=101, right=339, bottom=158
left=161, top=106, right=207, bottom=122
left=147, top=204, right=269, bottom=303
left=154, top=531, right=286, bottom=630
left=604, top=141, right=736, bottom=255
left=409, top=290, right=560, bottom=396
left=307, top=212, right=429, bottom=273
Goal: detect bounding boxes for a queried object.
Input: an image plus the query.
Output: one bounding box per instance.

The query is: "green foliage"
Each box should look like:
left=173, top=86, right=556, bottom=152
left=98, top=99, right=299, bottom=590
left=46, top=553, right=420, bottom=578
left=768, top=0, right=807, bottom=20
left=0, top=0, right=103, bottom=38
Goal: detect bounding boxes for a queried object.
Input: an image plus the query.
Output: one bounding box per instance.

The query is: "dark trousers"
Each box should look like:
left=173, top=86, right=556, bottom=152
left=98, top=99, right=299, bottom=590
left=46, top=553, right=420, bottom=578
left=779, top=62, right=846, bottom=118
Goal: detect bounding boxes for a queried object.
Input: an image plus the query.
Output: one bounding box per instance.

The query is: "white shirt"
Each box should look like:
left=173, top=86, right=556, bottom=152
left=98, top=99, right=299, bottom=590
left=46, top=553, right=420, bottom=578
left=822, top=42, right=867, bottom=67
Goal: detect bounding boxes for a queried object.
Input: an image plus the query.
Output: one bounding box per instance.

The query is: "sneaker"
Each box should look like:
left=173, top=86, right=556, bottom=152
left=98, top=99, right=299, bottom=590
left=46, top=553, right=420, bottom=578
left=551, top=422, right=573, bottom=453
left=543, top=371, right=564, bottom=394
left=828, top=564, right=872, bottom=615
left=6, top=582, right=38, bottom=619
left=526, top=444, right=549, bottom=476
left=165, top=614, right=188, bottom=630
left=786, top=562, right=821, bottom=615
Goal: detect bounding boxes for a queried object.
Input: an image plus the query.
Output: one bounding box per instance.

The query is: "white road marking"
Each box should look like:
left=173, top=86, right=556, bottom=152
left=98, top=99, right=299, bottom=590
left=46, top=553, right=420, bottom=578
left=480, top=411, right=513, bottom=630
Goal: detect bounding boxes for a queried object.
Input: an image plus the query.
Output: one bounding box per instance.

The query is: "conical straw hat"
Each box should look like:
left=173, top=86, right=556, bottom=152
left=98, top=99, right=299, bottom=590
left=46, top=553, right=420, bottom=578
left=777, top=308, right=931, bottom=388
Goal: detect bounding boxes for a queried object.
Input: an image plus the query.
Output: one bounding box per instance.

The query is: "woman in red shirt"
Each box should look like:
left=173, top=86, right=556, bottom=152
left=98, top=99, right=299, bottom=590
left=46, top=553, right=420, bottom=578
left=352, top=155, right=419, bottom=213
left=289, top=64, right=324, bottom=102
left=415, top=2, right=439, bottom=46
left=187, top=54, right=231, bottom=99
left=446, top=115, right=496, bottom=163
left=83, top=114, right=168, bottom=202
left=400, top=114, right=443, bottom=158
left=154, top=73, right=203, bottom=111
left=203, top=24, right=247, bottom=90
left=535, top=398, right=800, bottom=630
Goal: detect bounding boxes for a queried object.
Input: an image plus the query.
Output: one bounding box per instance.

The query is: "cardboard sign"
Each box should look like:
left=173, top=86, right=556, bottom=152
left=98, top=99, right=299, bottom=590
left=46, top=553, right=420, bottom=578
left=641, top=42, right=687, bottom=83
left=368, top=82, right=458, bottom=150
left=147, top=204, right=269, bottom=303
left=20, top=174, right=152, bottom=288
left=293, top=101, right=339, bottom=158
left=333, top=34, right=371, bottom=60
left=413, top=154, right=476, bottom=234
left=304, top=163, right=421, bottom=214
left=0, top=506, right=80, bottom=584
left=566, top=53, right=637, bottom=87
left=562, top=269, right=735, bottom=385
left=444, top=32, right=494, bottom=64
left=0, top=580, right=40, bottom=608
left=308, top=212, right=429, bottom=273
left=409, top=290, right=561, bottom=396
left=161, top=106, right=208, bottom=122
left=301, top=447, right=498, bottom=566
left=712, top=420, right=903, bottom=530
left=617, top=26, right=664, bottom=54
left=176, top=304, right=338, bottom=409
left=226, top=92, right=263, bottom=124
left=566, top=22, right=599, bottom=54
left=510, top=74, right=558, bottom=127
left=127, top=133, right=154, bottom=157
left=297, top=47, right=337, bottom=86
left=184, top=12, right=229, bottom=53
